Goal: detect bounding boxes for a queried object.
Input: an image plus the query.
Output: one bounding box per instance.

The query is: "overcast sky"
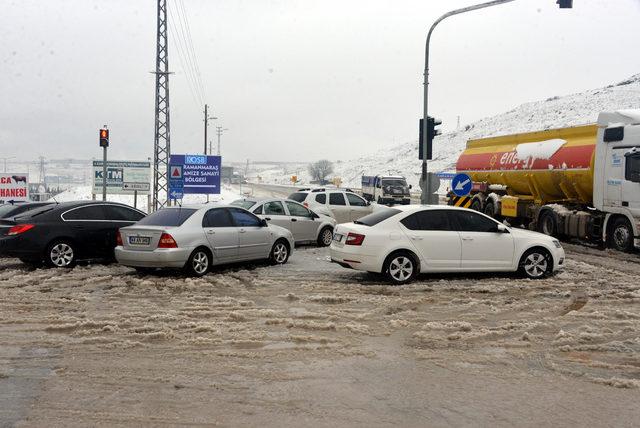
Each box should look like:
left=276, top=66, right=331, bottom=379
left=2, top=0, right=640, bottom=165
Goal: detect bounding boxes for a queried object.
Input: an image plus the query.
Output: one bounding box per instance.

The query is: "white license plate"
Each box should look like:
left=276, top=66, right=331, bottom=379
left=129, top=236, right=151, bottom=245
left=333, top=233, right=343, bottom=242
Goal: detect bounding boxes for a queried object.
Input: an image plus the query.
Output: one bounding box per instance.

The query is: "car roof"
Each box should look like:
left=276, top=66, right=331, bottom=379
left=388, top=204, right=473, bottom=213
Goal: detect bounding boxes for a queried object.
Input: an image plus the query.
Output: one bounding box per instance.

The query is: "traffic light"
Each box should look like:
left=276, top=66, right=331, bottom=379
left=99, top=128, right=109, bottom=147
left=557, top=0, right=572, bottom=8
left=419, top=116, right=442, bottom=160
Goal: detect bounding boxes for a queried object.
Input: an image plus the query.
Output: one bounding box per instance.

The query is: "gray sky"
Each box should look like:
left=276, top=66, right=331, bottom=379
left=2, top=0, right=640, bottom=164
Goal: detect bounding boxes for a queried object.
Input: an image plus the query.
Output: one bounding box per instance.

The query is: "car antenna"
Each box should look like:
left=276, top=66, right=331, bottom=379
left=50, top=195, right=59, bottom=204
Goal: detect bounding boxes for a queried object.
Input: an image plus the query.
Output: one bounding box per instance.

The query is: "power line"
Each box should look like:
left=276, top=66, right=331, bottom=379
left=167, top=2, right=201, bottom=107
left=170, top=0, right=205, bottom=106
left=177, top=0, right=206, bottom=102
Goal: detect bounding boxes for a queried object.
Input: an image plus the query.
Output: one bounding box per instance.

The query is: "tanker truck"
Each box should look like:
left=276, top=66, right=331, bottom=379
left=450, top=110, right=640, bottom=252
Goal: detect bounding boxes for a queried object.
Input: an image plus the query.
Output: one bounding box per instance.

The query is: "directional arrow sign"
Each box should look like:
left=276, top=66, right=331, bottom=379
left=451, top=173, right=472, bottom=197
left=122, top=182, right=150, bottom=191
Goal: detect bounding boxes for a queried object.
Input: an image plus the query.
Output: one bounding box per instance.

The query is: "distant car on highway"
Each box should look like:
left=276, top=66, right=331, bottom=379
left=0, top=201, right=146, bottom=266
left=0, top=202, right=53, bottom=220
left=330, top=205, right=565, bottom=285
left=288, top=188, right=374, bottom=224
left=231, top=197, right=336, bottom=246
left=115, top=205, right=295, bottom=276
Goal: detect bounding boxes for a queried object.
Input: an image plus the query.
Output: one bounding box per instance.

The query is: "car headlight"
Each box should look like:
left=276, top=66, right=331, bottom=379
left=552, top=240, right=562, bottom=248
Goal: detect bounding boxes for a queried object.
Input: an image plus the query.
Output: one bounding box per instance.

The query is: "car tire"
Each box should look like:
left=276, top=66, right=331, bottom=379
left=317, top=226, right=334, bottom=247
left=184, top=248, right=211, bottom=277
left=483, top=200, right=496, bottom=218
left=608, top=217, right=634, bottom=252
left=383, top=251, right=418, bottom=285
left=470, top=197, right=483, bottom=212
left=269, top=239, right=290, bottom=265
left=518, top=248, right=553, bottom=279
left=377, top=197, right=383, bottom=205
left=46, top=240, right=76, bottom=268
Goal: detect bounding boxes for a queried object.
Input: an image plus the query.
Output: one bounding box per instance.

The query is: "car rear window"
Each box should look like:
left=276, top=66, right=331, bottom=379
left=353, top=208, right=401, bottom=226
left=136, top=208, right=196, bottom=226
left=288, top=192, right=308, bottom=202
left=230, top=199, right=256, bottom=210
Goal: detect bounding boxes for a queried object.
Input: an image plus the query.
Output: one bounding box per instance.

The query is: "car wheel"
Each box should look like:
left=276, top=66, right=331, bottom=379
left=470, top=197, right=483, bottom=212
left=383, top=252, right=417, bottom=285
left=185, top=248, right=210, bottom=277
left=317, top=226, right=334, bottom=247
left=519, top=248, right=553, bottom=279
left=269, top=239, right=290, bottom=265
left=608, top=217, right=634, bottom=252
left=483, top=200, right=496, bottom=218
left=46, top=240, right=76, bottom=268
left=377, top=197, right=383, bottom=205
left=537, top=210, right=557, bottom=236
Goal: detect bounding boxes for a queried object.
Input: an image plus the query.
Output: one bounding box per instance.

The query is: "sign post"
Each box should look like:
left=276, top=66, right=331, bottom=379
left=0, top=173, right=29, bottom=204
left=92, top=161, right=151, bottom=197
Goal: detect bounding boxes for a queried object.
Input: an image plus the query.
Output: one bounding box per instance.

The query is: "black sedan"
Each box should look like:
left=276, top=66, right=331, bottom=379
left=0, top=201, right=146, bottom=267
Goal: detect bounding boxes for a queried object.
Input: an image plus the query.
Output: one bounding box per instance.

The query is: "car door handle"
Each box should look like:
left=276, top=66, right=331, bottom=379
left=291, top=218, right=297, bottom=222
left=206, top=230, right=215, bottom=235
left=411, top=236, right=423, bottom=240
left=462, top=236, right=474, bottom=241
left=239, top=228, right=246, bottom=233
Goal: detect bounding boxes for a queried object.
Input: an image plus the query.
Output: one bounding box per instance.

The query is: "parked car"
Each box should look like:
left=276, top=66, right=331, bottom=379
left=288, top=188, right=374, bottom=224
left=0, top=201, right=146, bottom=266
left=330, top=205, right=565, bottom=285
left=115, top=205, right=295, bottom=276
left=230, top=197, right=336, bottom=246
left=0, top=202, right=53, bottom=220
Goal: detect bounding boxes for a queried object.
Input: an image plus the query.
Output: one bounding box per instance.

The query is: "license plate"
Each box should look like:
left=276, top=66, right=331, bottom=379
left=333, top=233, right=343, bottom=242
left=129, top=236, right=151, bottom=245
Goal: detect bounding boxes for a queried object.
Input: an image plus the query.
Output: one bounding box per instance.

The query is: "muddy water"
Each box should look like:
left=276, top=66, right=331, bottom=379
left=0, top=244, right=639, bottom=426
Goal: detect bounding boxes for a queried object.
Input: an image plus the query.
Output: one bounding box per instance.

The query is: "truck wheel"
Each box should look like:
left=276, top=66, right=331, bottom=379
left=537, top=211, right=557, bottom=237
left=608, top=217, right=634, bottom=252
left=483, top=201, right=496, bottom=218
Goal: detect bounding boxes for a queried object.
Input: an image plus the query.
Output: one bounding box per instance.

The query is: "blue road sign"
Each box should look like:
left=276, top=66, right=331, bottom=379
left=169, top=154, right=221, bottom=195
left=451, top=173, right=472, bottom=197
left=169, top=188, right=184, bottom=200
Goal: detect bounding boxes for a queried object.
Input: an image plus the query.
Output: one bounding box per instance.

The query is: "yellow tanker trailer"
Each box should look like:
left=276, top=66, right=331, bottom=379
left=451, top=110, right=640, bottom=252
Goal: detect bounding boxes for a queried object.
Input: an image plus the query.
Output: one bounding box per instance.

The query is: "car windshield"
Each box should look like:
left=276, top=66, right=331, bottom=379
left=230, top=199, right=256, bottom=210
left=288, top=192, right=308, bottom=202
left=353, top=208, right=402, bottom=226
left=382, top=179, right=407, bottom=187
left=136, top=208, right=196, bottom=226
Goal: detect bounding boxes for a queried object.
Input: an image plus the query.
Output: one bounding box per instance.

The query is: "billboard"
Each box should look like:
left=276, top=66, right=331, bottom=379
left=169, top=154, right=221, bottom=197
left=0, top=173, right=29, bottom=203
left=92, top=160, right=151, bottom=195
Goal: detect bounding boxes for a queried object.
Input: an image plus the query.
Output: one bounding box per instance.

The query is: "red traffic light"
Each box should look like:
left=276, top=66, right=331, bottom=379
left=99, top=128, right=109, bottom=147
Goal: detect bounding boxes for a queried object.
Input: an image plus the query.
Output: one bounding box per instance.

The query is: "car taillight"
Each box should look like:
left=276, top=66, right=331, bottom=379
left=7, top=224, right=35, bottom=236
left=303, top=202, right=309, bottom=208
left=116, top=230, right=123, bottom=246
left=345, top=232, right=365, bottom=246
left=158, top=233, right=178, bottom=248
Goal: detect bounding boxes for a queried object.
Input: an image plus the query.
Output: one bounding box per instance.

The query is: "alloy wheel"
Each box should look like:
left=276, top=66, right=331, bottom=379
left=50, top=243, right=74, bottom=267
left=273, top=243, right=288, bottom=264
left=192, top=251, right=209, bottom=275
left=322, top=229, right=333, bottom=246
left=524, top=252, right=548, bottom=278
left=388, top=256, right=413, bottom=282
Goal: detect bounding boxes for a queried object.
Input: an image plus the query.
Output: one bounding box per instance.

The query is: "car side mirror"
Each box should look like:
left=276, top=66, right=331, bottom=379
left=366, top=200, right=371, bottom=206
left=496, top=224, right=509, bottom=233
left=409, top=184, right=413, bottom=189
left=261, top=219, right=268, bottom=227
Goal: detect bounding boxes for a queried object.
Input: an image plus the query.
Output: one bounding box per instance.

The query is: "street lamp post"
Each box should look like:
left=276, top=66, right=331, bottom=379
left=420, top=0, right=516, bottom=204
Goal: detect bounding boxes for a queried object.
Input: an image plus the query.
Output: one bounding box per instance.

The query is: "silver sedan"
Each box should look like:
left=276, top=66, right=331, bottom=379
left=115, top=204, right=295, bottom=276
left=231, top=198, right=336, bottom=247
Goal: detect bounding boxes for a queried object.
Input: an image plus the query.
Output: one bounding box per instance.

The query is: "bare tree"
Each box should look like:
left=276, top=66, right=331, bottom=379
left=308, top=159, right=334, bottom=183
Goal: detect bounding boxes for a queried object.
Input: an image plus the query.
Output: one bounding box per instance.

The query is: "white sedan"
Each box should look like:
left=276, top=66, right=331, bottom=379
left=330, top=205, right=565, bottom=284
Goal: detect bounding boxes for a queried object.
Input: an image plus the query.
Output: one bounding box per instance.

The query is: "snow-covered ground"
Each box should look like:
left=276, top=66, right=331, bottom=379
left=1, top=244, right=639, bottom=426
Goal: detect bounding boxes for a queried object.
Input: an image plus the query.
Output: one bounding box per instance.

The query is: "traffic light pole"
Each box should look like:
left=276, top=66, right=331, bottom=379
left=420, top=0, right=515, bottom=204
left=102, top=145, right=107, bottom=201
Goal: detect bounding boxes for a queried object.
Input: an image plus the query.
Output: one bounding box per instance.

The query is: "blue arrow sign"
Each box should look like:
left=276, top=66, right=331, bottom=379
left=451, top=173, right=472, bottom=197
left=169, top=188, right=184, bottom=200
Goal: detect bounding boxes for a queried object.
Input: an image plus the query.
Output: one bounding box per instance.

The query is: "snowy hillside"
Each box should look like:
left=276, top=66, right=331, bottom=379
left=334, top=74, right=640, bottom=188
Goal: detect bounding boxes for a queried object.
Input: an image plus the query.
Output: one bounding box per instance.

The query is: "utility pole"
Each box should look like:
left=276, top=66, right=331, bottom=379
left=420, top=0, right=515, bottom=204
left=152, top=0, right=172, bottom=211
left=203, top=104, right=217, bottom=155
left=216, top=126, right=229, bottom=156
